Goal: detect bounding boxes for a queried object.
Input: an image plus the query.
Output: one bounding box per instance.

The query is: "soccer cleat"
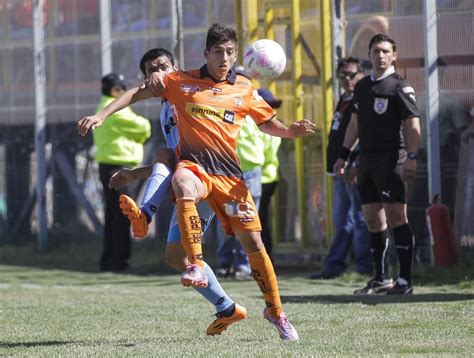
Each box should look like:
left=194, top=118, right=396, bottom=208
left=119, top=194, right=149, bottom=238
left=206, top=304, right=247, bottom=336
left=263, top=307, right=299, bottom=341
left=386, top=278, right=413, bottom=295
left=180, top=264, right=208, bottom=288
left=353, top=277, right=395, bottom=295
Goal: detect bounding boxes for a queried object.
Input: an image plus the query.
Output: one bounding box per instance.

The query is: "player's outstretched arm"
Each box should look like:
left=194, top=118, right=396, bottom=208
left=259, top=118, right=316, bottom=139
left=77, top=86, right=154, bottom=136
left=145, top=71, right=167, bottom=97
left=108, top=165, right=154, bottom=189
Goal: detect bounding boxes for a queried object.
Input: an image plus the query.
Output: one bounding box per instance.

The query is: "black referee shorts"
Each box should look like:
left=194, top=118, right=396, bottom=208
left=357, top=150, right=407, bottom=205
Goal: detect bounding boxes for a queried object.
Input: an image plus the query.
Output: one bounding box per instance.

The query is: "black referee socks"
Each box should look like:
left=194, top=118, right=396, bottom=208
left=370, top=229, right=391, bottom=279
left=393, top=223, right=415, bottom=285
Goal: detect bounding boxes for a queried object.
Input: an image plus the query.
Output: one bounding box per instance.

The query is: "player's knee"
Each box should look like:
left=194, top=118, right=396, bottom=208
left=172, top=173, right=196, bottom=198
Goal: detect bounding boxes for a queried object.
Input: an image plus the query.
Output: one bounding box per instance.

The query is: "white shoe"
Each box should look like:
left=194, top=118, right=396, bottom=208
left=263, top=307, right=299, bottom=341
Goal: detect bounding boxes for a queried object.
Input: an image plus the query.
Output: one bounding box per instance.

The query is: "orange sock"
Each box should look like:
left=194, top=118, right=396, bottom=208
left=248, top=248, right=283, bottom=317
left=176, top=198, right=204, bottom=268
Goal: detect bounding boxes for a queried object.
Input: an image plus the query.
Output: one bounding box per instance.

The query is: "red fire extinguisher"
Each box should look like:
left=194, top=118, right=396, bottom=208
left=426, top=194, right=458, bottom=266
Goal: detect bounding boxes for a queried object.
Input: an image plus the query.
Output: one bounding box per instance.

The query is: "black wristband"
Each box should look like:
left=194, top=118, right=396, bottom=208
left=339, top=147, right=351, bottom=161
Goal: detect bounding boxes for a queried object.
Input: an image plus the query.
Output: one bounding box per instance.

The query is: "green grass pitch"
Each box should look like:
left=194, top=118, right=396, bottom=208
left=0, top=243, right=473, bottom=356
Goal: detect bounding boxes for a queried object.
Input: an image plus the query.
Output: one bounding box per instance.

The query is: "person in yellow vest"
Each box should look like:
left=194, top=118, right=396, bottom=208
left=93, top=73, right=151, bottom=271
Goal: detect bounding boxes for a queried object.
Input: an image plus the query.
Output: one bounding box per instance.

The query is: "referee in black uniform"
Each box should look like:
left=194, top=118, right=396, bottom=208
left=334, top=34, right=421, bottom=295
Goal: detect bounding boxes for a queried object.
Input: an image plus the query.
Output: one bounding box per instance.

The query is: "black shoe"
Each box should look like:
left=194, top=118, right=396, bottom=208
left=386, top=279, right=413, bottom=295
left=309, top=271, right=340, bottom=280
left=353, top=277, right=394, bottom=295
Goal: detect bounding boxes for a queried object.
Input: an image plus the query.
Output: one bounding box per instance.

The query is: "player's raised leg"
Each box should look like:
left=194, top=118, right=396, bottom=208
left=114, top=148, right=175, bottom=238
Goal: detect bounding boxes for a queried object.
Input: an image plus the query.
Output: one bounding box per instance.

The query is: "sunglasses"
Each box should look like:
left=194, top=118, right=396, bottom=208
left=337, top=71, right=359, bottom=80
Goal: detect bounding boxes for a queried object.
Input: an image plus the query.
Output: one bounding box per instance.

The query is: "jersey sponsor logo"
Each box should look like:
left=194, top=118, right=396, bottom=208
left=223, top=110, right=235, bottom=124
left=186, top=103, right=235, bottom=124
left=252, top=90, right=263, bottom=101
left=374, top=97, right=388, bottom=114
left=224, top=201, right=257, bottom=218
left=180, top=84, right=200, bottom=93
left=209, top=86, right=223, bottom=95
left=234, top=97, right=243, bottom=106
left=236, top=80, right=250, bottom=87
left=164, top=115, right=177, bottom=134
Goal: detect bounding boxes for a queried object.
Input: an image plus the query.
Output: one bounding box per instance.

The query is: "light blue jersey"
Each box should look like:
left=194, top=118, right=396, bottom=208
left=158, top=101, right=215, bottom=243
left=160, top=101, right=179, bottom=150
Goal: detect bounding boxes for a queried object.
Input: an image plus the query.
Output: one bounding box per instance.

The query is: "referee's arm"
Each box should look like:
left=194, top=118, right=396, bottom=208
left=402, top=116, right=421, bottom=181
left=334, top=113, right=359, bottom=176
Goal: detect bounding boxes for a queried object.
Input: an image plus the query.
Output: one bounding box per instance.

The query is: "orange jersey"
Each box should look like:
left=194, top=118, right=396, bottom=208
left=162, top=66, right=275, bottom=178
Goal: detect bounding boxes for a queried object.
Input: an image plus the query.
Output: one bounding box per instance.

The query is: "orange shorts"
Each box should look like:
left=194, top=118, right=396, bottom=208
left=176, top=160, right=261, bottom=236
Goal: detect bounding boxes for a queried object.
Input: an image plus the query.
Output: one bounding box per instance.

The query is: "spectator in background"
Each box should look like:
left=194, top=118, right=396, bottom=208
left=93, top=73, right=151, bottom=271
left=310, top=57, right=373, bottom=279
left=258, top=89, right=283, bottom=262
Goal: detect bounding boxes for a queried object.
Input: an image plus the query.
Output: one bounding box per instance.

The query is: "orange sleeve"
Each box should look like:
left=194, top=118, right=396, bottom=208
left=161, top=71, right=179, bottom=101
left=245, top=85, right=276, bottom=126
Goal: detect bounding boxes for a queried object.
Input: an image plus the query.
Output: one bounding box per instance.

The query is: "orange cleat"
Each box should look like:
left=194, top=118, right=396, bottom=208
left=206, top=304, right=247, bottom=336
left=119, top=194, right=149, bottom=238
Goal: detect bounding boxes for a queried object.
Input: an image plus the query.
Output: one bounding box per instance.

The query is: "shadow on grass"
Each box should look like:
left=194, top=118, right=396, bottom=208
left=0, top=340, right=74, bottom=348
left=0, top=340, right=138, bottom=349
left=281, top=293, right=474, bottom=305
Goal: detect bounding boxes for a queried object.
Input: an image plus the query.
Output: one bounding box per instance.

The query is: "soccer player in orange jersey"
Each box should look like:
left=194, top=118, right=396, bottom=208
left=78, top=23, right=315, bottom=341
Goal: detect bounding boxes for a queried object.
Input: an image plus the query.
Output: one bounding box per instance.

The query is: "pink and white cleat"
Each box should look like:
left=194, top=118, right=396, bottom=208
left=263, top=307, right=299, bottom=341
left=180, top=264, right=208, bottom=288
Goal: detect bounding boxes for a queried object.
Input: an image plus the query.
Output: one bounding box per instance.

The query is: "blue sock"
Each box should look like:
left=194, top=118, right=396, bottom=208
left=194, top=263, right=234, bottom=314
left=140, top=163, right=171, bottom=219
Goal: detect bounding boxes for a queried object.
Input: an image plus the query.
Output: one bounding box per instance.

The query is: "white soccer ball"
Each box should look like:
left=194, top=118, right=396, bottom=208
left=243, top=39, right=287, bottom=81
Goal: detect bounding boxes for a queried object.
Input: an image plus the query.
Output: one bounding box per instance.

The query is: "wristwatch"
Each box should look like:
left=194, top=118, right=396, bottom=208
left=407, top=152, right=417, bottom=160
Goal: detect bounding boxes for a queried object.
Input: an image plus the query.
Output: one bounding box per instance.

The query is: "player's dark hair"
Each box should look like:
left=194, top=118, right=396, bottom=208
left=368, top=33, right=397, bottom=52
left=205, top=23, right=237, bottom=50
left=337, top=57, right=364, bottom=73
left=139, top=48, right=175, bottom=76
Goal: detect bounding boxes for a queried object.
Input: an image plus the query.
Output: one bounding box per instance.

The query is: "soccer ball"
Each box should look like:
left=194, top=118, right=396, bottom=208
left=243, top=39, right=287, bottom=81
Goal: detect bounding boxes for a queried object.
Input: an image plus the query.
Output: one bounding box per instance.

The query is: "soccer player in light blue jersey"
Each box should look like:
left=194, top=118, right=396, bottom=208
left=108, top=48, right=246, bottom=336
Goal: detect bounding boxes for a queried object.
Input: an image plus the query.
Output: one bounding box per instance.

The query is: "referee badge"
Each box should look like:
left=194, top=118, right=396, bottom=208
left=374, top=97, right=388, bottom=114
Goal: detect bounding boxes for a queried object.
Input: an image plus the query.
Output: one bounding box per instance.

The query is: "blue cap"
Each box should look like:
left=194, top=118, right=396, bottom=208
left=257, top=88, right=282, bottom=108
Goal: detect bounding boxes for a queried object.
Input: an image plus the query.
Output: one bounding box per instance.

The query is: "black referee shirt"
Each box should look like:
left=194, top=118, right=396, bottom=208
left=326, top=94, right=355, bottom=174
left=352, top=69, right=419, bottom=153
